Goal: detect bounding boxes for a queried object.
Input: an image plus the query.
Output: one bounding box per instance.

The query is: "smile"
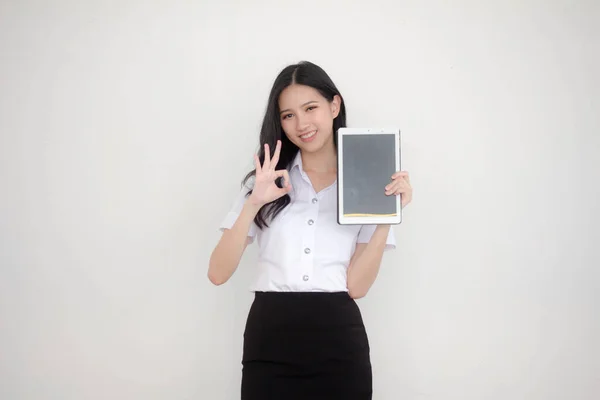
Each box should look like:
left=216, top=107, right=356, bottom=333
left=299, top=130, right=317, bottom=142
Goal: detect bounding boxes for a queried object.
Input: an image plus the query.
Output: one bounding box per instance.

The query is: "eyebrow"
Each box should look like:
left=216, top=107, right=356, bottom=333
left=279, top=101, right=318, bottom=115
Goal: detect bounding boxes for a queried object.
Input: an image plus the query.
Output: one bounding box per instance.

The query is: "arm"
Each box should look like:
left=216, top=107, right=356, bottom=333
left=346, top=170, right=412, bottom=298
left=208, top=140, right=291, bottom=286
left=346, top=169, right=412, bottom=298
left=346, top=225, right=391, bottom=299
left=207, top=200, right=261, bottom=285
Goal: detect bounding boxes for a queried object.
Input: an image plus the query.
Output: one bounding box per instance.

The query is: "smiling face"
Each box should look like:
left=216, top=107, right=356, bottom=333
left=278, top=84, right=341, bottom=153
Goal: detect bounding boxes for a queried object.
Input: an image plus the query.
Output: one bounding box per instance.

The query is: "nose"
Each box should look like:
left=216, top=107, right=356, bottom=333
left=295, top=114, right=309, bottom=132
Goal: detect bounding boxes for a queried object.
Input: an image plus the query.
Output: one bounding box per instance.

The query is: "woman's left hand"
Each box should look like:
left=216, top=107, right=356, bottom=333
left=385, top=171, right=412, bottom=207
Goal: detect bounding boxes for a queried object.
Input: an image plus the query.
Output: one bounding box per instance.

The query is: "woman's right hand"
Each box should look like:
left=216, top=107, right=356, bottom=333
left=247, top=140, right=292, bottom=207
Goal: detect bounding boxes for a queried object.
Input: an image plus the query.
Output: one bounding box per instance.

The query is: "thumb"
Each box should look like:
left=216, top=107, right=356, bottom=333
left=274, top=169, right=291, bottom=188
left=274, top=169, right=292, bottom=195
left=279, top=183, right=292, bottom=194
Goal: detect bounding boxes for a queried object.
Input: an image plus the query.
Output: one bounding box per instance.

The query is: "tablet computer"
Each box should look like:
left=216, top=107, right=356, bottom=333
left=337, top=128, right=402, bottom=225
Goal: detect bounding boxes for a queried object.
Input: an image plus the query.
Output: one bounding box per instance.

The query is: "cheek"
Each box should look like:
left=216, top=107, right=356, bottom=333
left=314, top=109, right=334, bottom=131
left=280, top=120, right=297, bottom=141
left=281, top=118, right=292, bottom=129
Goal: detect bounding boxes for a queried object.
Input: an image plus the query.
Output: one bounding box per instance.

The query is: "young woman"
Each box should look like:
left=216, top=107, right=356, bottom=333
left=208, top=61, right=413, bottom=400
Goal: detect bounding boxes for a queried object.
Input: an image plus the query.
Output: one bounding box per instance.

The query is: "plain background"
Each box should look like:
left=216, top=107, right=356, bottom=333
left=1, top=0, right=599, bottom=399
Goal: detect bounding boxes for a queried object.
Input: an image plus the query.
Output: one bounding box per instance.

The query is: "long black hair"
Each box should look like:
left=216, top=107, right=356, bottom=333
left=242, top=61, right=347, bottom=229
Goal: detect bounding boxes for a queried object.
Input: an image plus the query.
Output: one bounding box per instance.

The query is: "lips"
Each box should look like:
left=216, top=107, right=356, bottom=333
left=299, top=130, right=317, bottom=142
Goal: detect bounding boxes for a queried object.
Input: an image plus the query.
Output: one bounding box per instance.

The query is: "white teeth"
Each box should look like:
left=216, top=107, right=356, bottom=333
left=300, top=131, right=316, bottom=139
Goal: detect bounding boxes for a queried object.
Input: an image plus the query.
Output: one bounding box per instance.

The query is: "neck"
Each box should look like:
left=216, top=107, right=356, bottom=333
left=300, top=138, right=337, bottom=173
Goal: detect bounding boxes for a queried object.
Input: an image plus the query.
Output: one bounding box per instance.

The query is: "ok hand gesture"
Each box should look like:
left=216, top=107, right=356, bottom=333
left=248, top=140, right=292, bottom=207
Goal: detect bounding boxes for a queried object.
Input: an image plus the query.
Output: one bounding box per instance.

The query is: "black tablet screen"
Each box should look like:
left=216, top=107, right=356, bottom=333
left=341, top=134, right=398, bottom=217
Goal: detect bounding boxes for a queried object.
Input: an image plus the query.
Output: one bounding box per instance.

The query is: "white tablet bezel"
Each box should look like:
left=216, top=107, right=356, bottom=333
left=337, top=127, right=402, bottom=225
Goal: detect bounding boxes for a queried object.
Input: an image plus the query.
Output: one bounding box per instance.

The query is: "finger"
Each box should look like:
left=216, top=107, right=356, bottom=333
left=279, top=183, right=292, bottom=195
left=391, top=171, right=409, bottom=180
left=385, top=180, right=407, bottom=196
left=275, top=169, right=291, bottom=188
left=385, top=179, right=405, bottom=192
left=396, top=186, right=411, bottom=196
left=263, top=143, right=271, bottom=170
left=254, top=154, right=262, bottom=173
left=395, top=182, right=412, bottom=196
left=270, top=140, right=282, bottom=169
left=388, top=175, right=410, bottom=188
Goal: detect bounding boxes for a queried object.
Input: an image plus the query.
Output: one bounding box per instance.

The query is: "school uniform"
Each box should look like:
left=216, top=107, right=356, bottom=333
left=219, top=151, right=396, bottom=400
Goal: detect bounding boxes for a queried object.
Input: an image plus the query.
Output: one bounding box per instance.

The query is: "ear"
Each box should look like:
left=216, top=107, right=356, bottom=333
left=331, top=94, right=342, bottom=118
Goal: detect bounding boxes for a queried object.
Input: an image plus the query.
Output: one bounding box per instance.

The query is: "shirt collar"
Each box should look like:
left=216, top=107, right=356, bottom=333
left=290, top=150, right=303, bottom=172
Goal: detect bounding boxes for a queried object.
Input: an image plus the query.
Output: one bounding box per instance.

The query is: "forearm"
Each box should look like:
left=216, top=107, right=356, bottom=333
left=208, top=200, right=261, bottom=285
left=346, top=225, right=391, bottom=298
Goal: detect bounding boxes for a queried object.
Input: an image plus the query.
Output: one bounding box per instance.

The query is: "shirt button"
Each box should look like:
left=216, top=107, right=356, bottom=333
left=304, top=248, right=311, bottom=254
left=303, top=275, right=309, bottom=281
left=308, top=219, right=314, bottom=225
left=312, top=198, right=318, bottom=204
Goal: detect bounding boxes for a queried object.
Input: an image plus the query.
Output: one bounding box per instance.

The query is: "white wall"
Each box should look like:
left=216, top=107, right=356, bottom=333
left=1, top=0, right=598, bottom=399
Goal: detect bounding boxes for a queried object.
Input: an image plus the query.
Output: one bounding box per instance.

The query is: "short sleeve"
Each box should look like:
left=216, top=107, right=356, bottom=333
left=356, top=225, right=396, bottom=251
left=218, top=182, right=258, bottom=244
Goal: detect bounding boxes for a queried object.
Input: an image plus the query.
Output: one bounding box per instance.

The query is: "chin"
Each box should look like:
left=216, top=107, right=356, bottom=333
left=296, top=135, right=333, bottom=153
left=297, top=141, right=324, bottom=153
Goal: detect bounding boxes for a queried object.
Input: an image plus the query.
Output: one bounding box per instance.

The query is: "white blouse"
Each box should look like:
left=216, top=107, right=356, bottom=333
left=219, top=151, right=396, bottom=292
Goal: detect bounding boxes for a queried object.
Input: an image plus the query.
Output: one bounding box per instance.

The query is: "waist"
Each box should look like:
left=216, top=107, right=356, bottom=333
left=251, top=262, right=350, bottom=293
left=250, top=291, right=363, bottom=329
left=254, top=290, right=351, bottom=304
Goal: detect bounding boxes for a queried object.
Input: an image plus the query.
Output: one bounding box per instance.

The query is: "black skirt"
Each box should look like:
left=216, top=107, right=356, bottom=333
left=241, top=291, right=372, bottom=400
